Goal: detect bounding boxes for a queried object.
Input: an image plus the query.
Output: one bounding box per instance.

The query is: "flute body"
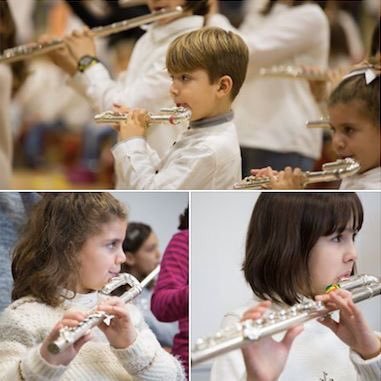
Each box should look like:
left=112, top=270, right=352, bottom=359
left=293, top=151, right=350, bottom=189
left=0, top=7, right=183, bottom=64
left=94, top=107, right=192, bottom=126
left=259, top=65, right=338, bottom=81
left=233, top=158, right=360, bottom=190
left=48, top=266, right=160, bottom=354
left=192, top=274, right=381, bottom=366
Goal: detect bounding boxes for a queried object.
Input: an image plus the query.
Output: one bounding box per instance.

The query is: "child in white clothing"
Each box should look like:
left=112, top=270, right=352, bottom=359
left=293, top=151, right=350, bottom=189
left=249, top=63, right=380, bottom=190
left=111, top=27, right=248, bottom=190
left=210, top=193, right=381, bottom=381
left=48, top=0, right=210, bottom=157
left=0, top=193, right=185, bottom=381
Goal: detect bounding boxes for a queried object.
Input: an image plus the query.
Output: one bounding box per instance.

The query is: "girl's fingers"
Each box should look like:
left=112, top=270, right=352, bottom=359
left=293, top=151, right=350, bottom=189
left=282, top=325, right=304, bottom=349
left=317, top=314, right=339, bottom=332
left=97, top=304, right=128, bottom=320
left=73, top=331, right=92, bottom=352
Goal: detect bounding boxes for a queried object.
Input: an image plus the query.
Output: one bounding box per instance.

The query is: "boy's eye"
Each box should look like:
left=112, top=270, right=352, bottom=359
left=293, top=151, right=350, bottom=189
left=181, top=74, right=190, bottom=81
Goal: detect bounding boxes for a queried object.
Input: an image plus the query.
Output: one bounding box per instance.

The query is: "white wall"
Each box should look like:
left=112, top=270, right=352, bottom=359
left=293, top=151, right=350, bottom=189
left=191, top=191, right=381, bottom=377
left=112, top=191, right=189, bottom=252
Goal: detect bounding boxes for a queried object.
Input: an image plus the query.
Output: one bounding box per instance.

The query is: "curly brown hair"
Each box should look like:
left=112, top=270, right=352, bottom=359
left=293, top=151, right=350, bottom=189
left=11, top=193, right=127, bottom=307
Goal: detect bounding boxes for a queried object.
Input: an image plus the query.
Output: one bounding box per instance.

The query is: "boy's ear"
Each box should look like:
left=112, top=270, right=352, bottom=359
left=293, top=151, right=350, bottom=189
left=216, top=75, right=233, bottom=98
left=124, top=252, right=135, bottom=266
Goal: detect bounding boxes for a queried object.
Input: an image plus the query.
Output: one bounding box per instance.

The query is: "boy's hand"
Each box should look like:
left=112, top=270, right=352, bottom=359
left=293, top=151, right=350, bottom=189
left=40, top=311, right=92, bottom=366
left=65, top=27, right=96, bottom=63
left=114, top=105, right=148, bottom=141
left=97, top=296, right=137, bottom=349
left=39, top=35, right=77, bottom=76
left=241, top=301, right=303, bottom=381
left=316, top=289, right=381, bottom=359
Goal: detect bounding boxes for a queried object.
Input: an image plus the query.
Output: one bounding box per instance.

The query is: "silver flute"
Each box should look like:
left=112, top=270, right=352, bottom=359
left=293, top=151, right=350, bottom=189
left=0, top=7, right=183, bottom=64
left=94, top=106, right=192, bottom=126
left=48, top=266, right=160, bottom=354
left=192, top=274, right=381, bottom=366
left=306, top=118, right=331, bottom=129
left=259, top=65, right=338, bottom=81
left=233, top=158, right=360, bottom=190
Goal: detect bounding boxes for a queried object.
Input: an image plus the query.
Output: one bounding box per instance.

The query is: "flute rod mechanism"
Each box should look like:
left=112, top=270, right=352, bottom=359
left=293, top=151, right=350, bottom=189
left=0, top=7, right=183, bottom=64
left=47, top=266, right=160, bottom=354
left=191, top=274, right=381, bottom=366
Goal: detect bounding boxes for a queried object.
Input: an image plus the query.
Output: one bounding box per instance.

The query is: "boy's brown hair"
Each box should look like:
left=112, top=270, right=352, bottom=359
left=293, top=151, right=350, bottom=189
left=11, top=193, right=127, bottom=307
left=166, top=27, right=249, bottom=100
left=243, top=193, right=363, bottom=306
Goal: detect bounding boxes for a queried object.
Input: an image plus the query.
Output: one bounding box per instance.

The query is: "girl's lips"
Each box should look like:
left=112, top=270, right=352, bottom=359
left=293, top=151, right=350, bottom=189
left=336, top=271, right=352, bottom=282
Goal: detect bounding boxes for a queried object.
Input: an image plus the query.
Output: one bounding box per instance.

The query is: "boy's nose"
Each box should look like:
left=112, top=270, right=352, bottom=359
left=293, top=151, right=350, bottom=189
left=170, top=83, right=179, bottom=97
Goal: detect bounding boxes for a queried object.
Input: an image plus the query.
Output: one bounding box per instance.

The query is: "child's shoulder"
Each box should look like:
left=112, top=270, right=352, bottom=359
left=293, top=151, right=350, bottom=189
left=1, top=296, right=59, bottom=327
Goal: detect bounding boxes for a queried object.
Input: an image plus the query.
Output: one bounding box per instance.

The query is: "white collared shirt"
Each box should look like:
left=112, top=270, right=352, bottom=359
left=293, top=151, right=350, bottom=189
left=68, top=16, right=205, bottom=157
left=111, top=114, right=241, bottom=190
left=209, top=3, right=329, bottom=159
left=340, top=167, right=381, bottom=190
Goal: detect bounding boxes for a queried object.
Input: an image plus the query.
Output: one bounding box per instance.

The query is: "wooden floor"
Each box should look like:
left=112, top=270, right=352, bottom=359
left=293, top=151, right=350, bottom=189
left=11, top=168, right=112, bottom=190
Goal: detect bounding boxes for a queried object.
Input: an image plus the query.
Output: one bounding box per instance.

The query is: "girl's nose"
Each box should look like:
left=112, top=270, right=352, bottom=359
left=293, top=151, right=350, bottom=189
left=331, top=132, right=345, bottom=150
left=116, top=249, right=126, bottom=264
left=343, top=241, right=357, bottom=264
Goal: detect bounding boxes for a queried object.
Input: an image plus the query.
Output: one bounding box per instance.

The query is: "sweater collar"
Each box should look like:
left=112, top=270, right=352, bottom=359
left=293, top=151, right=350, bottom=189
left=190, top=111, right=234, bottom=129
left=61, top=289, right=100, bottom=310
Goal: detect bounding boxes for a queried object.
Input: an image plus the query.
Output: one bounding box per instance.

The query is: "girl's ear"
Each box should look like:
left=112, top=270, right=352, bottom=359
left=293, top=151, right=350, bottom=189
left=124, top=252, right=135, bottom=266
left=216, top=75, right=233, bottom=98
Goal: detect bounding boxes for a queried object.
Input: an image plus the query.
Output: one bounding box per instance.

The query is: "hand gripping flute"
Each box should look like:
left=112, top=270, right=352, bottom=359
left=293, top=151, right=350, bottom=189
left=191, top=274, right=381, bottom=366
left=47, top=266, right=160, bottom=354
left=233, top=158, right=360, bottom=190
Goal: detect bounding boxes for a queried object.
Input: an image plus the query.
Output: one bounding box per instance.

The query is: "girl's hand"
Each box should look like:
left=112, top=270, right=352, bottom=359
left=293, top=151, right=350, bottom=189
left=113, top=106, right=148, bottom=141
left=40, top=311, right=92, bottom=366
left=241, top=301, right=303, bottom=381
left=270, top=167, right=305, bottom=190
left=316, top=289, right=381, bottom=359
left=249, top=167, right=304, bottom=189
left=97, top=297, right=137, bottom=349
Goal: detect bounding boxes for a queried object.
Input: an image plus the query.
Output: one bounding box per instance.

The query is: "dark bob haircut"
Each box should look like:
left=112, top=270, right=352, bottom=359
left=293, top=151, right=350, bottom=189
left=243, top=192, right=363, bottom=306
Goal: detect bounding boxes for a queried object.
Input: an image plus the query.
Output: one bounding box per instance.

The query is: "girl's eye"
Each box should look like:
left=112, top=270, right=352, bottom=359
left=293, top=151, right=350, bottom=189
left=331, top=234, right=342, bottom=243
left=343, top=126, right=355, bottom=136
left=107, top=241, right=117, bottom=249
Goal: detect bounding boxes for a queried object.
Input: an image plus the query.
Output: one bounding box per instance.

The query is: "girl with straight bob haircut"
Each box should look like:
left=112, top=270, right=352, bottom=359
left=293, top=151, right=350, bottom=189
left=0, top=193, right=185, bottom=381
left=211, top=192, right=380, bottom=381
left=243, top=192, right=363, bottom=306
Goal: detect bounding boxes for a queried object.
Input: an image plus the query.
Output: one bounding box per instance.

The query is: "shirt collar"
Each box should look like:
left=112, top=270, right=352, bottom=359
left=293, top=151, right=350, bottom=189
left=190, top=111, right=234, bottom=129
left=143, top=15, right=204, bottom=43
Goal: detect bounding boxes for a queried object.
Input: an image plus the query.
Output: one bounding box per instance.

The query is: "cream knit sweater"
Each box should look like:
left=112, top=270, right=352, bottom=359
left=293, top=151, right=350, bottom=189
left=0, top=292, right=185, bottom=381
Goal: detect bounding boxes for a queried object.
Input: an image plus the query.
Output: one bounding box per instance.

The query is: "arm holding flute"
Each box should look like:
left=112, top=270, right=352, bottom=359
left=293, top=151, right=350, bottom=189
left=208, top=286, right=381, bottom=381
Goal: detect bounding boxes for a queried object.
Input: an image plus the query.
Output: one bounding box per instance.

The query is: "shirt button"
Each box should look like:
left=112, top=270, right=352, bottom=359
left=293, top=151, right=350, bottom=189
left=155, top=170, right=159, bottom=174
